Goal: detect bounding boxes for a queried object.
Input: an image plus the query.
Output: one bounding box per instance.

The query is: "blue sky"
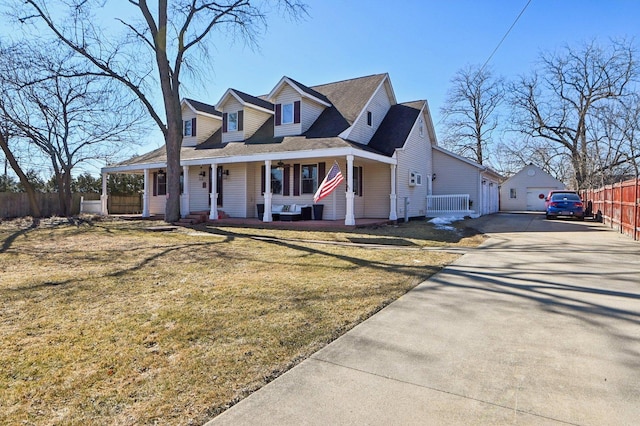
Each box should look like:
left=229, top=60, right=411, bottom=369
left=186, top=0, right=638, bottom=118
left=171, top=0, right=639, bottom=149
left=4, top=0, right=640, bottom=175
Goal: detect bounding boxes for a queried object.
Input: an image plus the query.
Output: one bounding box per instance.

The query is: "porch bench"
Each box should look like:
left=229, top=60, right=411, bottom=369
left=272, top=204, right=309, bottom=221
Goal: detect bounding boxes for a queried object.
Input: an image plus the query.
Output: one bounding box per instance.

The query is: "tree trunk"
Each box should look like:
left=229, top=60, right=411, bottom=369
left=0, top=132, right=42, bottom=218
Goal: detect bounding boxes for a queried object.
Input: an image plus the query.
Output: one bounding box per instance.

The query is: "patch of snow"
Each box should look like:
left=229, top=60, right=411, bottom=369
left=429, top=216, right=464, bottom=231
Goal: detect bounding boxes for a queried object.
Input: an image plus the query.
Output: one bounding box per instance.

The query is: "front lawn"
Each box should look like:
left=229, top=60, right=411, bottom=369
left=0, top=217, right=484, bottom=425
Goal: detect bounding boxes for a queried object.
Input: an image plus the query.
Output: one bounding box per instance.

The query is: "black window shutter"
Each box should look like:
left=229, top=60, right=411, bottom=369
left=358, top=166, right=363, bottom=196
left=275, top=104, right=282, bottom=126
left=238, top=110, right=244, bottom=131
left=318, top=162, right=326, bottom=183
left=293, top=164, right=300, bottom=196
left=261, top=165, right=266, bottom=195
left=294, top=101, right=301, bottom=124
left=222, top=113, right=228, bottom=133
left=283, top=166, right=290, bottom=196
left=153, top=172, right=158, bottom=196
left=192, top=118, right=196, bottom=136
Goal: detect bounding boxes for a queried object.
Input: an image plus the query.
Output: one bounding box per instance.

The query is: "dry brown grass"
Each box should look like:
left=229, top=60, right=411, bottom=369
left=0, top=217, right=485, bottom=425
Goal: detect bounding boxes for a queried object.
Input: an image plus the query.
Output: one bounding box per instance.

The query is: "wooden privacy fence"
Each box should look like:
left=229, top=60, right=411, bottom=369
left=0, top=193, right=142, bottom=218
left=581, top=178, right=640, bottom=241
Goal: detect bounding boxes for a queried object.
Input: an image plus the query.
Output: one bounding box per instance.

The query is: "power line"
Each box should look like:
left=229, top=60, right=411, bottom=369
left=480, top=0, right=533, bottom=73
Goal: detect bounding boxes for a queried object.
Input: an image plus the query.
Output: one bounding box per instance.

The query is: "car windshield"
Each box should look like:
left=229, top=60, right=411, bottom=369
left=551, top=193, right=581, bottom=201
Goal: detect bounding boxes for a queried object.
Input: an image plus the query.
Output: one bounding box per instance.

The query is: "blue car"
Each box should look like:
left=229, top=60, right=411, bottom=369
left=546, top=193, right=584, bottom=220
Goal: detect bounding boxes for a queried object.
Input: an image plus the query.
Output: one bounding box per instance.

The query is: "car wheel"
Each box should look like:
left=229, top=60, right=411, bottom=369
left=546, top=214, right=552, bottom=220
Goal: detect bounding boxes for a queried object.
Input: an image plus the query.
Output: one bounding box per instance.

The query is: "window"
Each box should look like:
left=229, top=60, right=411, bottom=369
left=282, top=103, right=294, bottom=125
left=301, top=164, right=318, bottom=194
left=183, top=118, right=196, bottom=136
left=156, top=172, right=167, bottom=196
left=419, top=118, right=424, bottom=137
left=353, top=166, right=363, bottom=196
left=510, top=188, right=517, bottom=199
left=228, top=112, right=238, bottom=132
left=271, top=167, right=283, bottom=194
left=367, top=111, right=372, bottom=127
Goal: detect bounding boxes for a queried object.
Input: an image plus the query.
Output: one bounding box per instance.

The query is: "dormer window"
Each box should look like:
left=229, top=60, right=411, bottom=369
left=184, top=118, right=196, bottom=136
left=228, top=112, right=238, bottom=132
left=275, top=101, right=301, bottom=126
left=222, top=110, right=243, bottom=133
left=282, top=103, right=294, bottom=124
left=367, top=111, right=372, bottom=127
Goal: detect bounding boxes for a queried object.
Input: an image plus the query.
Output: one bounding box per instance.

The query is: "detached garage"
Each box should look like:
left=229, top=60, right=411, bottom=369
left=500, top=164, right=565, bottom=211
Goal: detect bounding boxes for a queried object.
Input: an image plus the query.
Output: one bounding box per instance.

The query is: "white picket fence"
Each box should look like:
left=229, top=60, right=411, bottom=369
left=426, top=194, right=473, bottom=217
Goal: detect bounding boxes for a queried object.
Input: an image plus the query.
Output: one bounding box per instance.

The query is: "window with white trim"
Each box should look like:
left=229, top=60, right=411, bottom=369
left=510, top=188, right=517, bottom=199
left=228, top=112, right=238, bottom=132
left=301, top=164, right=318, bottom=194
left=184, top=120, right=193, bottom=136
left=271, top=167, right=283, bottom=194
left=419, top=118, right=424, bottom=137
left=282, top=103, right=294, bottom=125
left=366, top=111, right=372, bottom=127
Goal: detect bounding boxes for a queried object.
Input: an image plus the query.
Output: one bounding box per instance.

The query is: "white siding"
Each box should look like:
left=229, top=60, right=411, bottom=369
left=273, top=85, right=302, bottom=137
left=395, top=111, right=432, bottom=218
left=221, top=98, right=244, bottom=143
left=219, top=163, right=248, bottom=217
left=196, top=116, right=221, bottom=144
left=301, top=98, right=326, bottom=133
left=189, top=166, right=210, bottom=212
left=181, top=107, right=197, bottom=147
left=500, top=164, right=565, bottom=211
left=244, top=108, right=270, bottom=139
left=362, top=162, right=390, bottom=218
left=348, top=80, right=393, bottom=145
left=432, top=150, right=480, bottom=210
left=148, top=168, right=166, bottom=214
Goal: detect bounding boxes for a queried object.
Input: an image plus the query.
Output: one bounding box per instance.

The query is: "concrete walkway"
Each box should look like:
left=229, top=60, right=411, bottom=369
left=207, top=213, right=640, bottom=425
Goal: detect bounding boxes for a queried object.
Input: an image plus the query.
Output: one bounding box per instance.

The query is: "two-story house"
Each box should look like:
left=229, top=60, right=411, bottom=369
left=101, top=73, right=501, bottom=224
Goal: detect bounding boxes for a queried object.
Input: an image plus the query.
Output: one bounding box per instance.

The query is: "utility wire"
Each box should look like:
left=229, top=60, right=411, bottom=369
left=479, top=0, right=533, bottom=73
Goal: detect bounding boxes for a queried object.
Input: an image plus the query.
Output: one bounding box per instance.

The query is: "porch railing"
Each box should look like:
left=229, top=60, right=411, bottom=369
left=426, top=194, right=472, bottom=217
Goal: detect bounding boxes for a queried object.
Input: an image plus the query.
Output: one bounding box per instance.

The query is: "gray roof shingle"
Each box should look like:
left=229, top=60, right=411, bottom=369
left=183, top=98, right=222, bottom=117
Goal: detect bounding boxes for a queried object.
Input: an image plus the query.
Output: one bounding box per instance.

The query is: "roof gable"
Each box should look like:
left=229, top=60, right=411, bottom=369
left=266, top=76, right=332, bottom=106
left=309, top=74, right=388, bottom=125
left=215, top=88, right=274, bottom=114
left=182, top=98, right=222, bottom=118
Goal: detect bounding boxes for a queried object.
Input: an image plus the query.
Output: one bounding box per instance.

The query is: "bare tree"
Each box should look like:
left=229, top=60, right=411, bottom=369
left=11, top=0, right=307, bottom=222
left=1, top=42, right=147, bottom=216
left=0, top=43, right=42, bottom=218
left=440, top=65, right=504, bottom=165
left=509, top=39, right=638, bottom=189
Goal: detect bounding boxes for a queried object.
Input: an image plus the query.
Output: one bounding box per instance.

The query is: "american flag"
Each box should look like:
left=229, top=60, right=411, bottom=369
left=313, top=161, right=344, bottom=203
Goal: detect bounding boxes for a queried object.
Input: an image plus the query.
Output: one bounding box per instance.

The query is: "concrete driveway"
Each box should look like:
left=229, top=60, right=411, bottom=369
left=208, top=213, right=640, bottom=425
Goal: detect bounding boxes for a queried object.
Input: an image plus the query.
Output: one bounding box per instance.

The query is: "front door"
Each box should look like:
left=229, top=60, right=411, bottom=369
left=208, top=165, right=224, bottom=207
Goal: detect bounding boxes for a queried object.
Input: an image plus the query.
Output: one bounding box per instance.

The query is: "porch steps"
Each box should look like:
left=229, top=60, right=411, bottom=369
left=176, top=212, right=208, bottom=225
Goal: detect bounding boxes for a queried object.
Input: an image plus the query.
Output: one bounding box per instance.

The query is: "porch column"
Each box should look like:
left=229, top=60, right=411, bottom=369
left=181, top=165, right=190, bottom=218
left=209, top=162, right=218, bottom=220
left=100, top=172, right=108, bottom=215
left=345, top=155, right=355, bottom=226
left=142, top=168, right=150, bottom=217
left=389, top=163, right=398, bottom=220
left=263, top=160, right=273, bottom=222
